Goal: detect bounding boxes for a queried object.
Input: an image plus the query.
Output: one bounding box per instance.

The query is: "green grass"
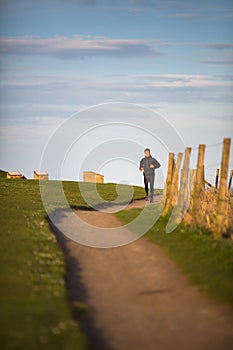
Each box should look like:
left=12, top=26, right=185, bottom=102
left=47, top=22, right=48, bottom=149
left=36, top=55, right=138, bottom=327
left=0, top=178, right=145, bottom=349
left=64, top=181, right=146, bottom=209
left=115, top=207, right=233, bottom=306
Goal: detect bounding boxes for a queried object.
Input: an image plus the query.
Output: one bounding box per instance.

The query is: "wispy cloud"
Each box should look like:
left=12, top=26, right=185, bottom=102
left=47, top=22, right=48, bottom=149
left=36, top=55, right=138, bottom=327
left=108, top=73, right=233, bottom=88
left=2, top=73, right=233, bottom=89
left=127, top=8, right=143, bottom=14
left=168, top=12, right=199, bottom=19
left=201, top=58, right=233, bottom=65
left=62, top=0, right=189, bottom=9
left=2, top=35, right=233, bottom=63
left=1, top=73, right=232, bottom=107
left=0, top=35, right=168, bottom=59
left=197, top=43, right=233, bottom=65
left=201, top=43, right=233, bottom=50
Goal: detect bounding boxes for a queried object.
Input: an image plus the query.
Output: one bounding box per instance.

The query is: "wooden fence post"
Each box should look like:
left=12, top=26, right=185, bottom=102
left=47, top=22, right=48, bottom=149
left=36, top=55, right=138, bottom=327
left=189, top=168, right=196, bottom=199
left=215, top=138, right=231, bottom=238
left=215, top=168, right=219, bottom=189
left=162, top=153, right=174, bottom=215
left=171, top=152, right=183, bottom=206
left=174, top=147, right=192, bottom=222
left=228, top=169, right=233, bottom=191
left=192, top=144, right=206, bottom=221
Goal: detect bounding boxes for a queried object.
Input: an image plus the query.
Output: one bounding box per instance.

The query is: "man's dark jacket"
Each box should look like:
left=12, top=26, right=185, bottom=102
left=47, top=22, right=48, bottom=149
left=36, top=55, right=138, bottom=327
left=140, top=155, right=160, bottom=176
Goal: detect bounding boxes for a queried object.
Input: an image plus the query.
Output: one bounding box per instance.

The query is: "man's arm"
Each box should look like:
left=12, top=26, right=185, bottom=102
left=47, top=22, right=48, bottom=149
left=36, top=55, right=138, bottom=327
left=139, top=158, right=144, bottom=171
left=152, top=157, right=161, bottom=169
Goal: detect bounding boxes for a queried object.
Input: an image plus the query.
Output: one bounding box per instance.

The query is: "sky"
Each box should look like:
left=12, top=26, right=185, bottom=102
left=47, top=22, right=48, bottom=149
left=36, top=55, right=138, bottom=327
left=0, top=0, right=233, bottom=187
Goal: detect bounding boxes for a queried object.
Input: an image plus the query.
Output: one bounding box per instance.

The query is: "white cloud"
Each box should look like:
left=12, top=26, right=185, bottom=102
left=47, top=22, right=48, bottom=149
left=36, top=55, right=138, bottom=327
left=2, top=72, right=233, bottom=89
left=126, top=74, right=233, bottom=88
left=0, top=35, right=168, bottom=59
left=1, top=73, right=232, bottom=107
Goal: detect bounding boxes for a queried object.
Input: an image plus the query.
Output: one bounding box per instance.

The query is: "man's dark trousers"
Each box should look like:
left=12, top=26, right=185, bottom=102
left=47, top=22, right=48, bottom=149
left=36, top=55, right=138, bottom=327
left=144, top=173, right=154, bottom=201
left=143, top=173, right=149, bottom=196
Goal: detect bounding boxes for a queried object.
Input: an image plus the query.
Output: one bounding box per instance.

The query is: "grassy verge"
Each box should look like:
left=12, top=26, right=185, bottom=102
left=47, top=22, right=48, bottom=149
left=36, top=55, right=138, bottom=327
left=115, top=207, right=233, bottom=306
left=0, top=178, right=145, bottom=349
left=0, top=179, right=87, bottom=349
left=64, top=181, right=147, bottom=209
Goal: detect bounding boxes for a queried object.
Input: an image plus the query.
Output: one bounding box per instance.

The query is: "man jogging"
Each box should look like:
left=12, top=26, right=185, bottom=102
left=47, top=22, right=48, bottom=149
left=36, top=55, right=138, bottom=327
left=139, top=148, right=160, bottom=203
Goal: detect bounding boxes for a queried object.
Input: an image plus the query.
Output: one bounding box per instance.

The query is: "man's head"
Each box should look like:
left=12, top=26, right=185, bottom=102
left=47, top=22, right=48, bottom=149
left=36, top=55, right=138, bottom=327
left=144, top=148, right=151, bottom=157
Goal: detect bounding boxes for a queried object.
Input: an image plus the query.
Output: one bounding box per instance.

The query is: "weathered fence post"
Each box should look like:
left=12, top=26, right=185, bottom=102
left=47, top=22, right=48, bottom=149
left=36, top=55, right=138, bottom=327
left=163, top=152, right=183, bottom=215
left=215, top=138, right=231, bottom=238
left=171, top=152, right=183, bottom=206
left=215, top=168, right=219, bottom=189
left=174, top=147, right=192, bottom=222
left=192, top=144, right=206, bottom=221
left=162, top=153, right=174, bottom=215
left=189, top=168, right=196, bottom=203
left=228, top=169, right=233, bottom=191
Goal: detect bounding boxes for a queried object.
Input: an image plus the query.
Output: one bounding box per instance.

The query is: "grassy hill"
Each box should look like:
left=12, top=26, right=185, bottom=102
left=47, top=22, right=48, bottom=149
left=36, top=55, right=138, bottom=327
left=0, top=178, right=145, bottom=349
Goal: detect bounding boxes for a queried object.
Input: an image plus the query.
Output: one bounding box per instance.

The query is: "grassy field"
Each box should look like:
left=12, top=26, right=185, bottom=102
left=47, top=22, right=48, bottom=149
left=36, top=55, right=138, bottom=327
left=2, top=172, right=233, bottom=349
left=0, top=176, right=145, bottom=349
left=115, top=207, right=233, bottom=306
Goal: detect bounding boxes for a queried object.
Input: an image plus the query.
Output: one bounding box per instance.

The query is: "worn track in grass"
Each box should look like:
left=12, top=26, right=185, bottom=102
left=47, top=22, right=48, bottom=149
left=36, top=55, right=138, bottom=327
left=52, top=196, right=233, bottom=350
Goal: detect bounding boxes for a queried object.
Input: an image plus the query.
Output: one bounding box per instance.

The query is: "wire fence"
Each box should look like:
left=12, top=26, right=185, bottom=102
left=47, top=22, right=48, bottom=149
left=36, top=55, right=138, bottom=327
left=191, top=141, right=233, bottom=188
left=162, top=138, right=233, bottom=238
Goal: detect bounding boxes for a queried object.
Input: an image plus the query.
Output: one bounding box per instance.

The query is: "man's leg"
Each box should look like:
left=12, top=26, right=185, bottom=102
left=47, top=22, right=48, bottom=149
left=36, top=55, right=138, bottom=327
left=149, top=174, right=155, bottom=202
left=143, top=173, right=149, bottom=197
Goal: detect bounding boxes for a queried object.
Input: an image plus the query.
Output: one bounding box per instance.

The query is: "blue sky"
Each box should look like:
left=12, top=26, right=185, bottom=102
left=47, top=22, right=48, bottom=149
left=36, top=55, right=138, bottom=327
left=0, top=0, right=232, bottom=185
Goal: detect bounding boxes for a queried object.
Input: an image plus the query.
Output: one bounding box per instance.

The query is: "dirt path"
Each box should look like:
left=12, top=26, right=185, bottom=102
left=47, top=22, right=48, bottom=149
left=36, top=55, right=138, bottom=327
left=52, top=197, right=233, bottom=350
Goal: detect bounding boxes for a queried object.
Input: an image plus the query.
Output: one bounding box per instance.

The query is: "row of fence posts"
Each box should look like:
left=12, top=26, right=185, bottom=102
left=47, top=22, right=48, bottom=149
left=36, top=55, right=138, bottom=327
left=162, top=138, right=232, bottom=238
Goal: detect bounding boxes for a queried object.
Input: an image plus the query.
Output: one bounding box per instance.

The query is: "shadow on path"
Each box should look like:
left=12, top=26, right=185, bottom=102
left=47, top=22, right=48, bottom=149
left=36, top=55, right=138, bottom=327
left=49, top=219, right=113, bottom=350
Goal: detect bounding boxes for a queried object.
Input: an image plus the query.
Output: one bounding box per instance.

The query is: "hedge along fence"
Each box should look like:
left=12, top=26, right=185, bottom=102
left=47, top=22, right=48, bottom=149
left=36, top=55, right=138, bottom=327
left=162, top=138, right=233, bottom=238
